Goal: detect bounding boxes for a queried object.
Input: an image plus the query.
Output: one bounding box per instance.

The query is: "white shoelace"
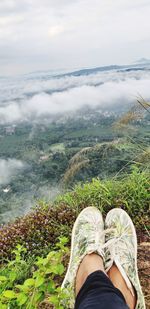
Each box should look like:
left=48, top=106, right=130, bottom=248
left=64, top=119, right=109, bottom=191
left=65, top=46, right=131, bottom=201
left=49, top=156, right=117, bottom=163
left=103, top=227, right=135, bottom=296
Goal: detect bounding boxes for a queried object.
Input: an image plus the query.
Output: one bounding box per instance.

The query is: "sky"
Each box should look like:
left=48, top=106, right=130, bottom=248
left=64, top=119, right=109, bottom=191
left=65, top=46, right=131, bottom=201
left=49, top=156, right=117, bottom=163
left=0, top=0, right=150, bottom=76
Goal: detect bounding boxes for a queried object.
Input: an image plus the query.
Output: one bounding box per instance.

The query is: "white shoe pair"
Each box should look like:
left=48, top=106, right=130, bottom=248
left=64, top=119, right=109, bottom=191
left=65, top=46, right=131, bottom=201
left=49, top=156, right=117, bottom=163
left=62, top=207, right=145, bottom=309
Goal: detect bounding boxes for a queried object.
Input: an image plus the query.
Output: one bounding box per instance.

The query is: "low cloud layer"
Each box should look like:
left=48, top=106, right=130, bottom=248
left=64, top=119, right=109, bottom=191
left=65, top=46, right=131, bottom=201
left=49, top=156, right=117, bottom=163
left=0, top=159, right=25, bottom=186
left=0, top=67, right=150, bottom=124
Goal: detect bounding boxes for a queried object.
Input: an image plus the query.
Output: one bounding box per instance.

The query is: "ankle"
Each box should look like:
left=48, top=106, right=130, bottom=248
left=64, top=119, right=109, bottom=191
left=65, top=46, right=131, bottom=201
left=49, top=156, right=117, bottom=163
left=75, top=253, right=105, bottom=296
left=108, top=265, right=136, bottom=309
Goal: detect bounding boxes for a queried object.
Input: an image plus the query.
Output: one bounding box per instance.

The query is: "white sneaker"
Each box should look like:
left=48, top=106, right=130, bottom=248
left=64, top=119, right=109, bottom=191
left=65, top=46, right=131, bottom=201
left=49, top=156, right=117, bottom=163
left=105, top=208, right=146, bottom=309
left=61, top=206, right=105, bottom=308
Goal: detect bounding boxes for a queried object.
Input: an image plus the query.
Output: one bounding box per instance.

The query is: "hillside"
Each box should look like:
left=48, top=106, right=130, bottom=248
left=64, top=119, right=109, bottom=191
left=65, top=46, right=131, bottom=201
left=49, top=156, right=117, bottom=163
left=0, top=109, right=150, bottom=224
left=0, top=169, right=149, bottom=308
left=0, top=64, right=150, bottom=308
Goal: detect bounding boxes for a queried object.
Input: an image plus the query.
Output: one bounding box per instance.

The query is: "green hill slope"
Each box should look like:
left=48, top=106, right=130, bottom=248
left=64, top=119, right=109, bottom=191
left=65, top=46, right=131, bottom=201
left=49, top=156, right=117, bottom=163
left=0, top=168, right=149, bottom=308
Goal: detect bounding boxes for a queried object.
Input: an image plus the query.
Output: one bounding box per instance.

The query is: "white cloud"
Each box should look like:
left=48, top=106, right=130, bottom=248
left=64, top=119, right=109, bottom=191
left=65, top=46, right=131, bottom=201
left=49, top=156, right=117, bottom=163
left=48, top=25, right=65, bottom=38
left=0, top=159, right=25, bottom=185
left=0, top=68, right=150, bottom=124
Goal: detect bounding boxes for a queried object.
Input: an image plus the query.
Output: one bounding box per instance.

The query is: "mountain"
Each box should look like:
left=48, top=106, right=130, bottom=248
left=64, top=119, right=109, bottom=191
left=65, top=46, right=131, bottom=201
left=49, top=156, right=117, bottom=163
left=134, top=58, right=150, bottom=65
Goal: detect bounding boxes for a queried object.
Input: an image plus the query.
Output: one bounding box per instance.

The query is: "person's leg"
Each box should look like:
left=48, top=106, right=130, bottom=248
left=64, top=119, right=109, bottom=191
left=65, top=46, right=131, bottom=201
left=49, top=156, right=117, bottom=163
left=62, top=207, right=145, bottom=309
left=62, top=207, right=128, bottom=309
left=75, top=253, right=129, bottom=309
left=76, top=253, right=106, bottom=296
left=108, top=265, right=136, bottom=309
left=76, top=254, right=136, bottom=308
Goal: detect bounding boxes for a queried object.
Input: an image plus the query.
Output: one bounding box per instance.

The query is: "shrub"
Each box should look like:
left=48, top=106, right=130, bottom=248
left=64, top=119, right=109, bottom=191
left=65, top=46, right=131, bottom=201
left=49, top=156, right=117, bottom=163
left=0, top=238, right=69, bottom=309
left=0, top=203, right=76, bottom=262
left=0, top=168, right=149, bottom=262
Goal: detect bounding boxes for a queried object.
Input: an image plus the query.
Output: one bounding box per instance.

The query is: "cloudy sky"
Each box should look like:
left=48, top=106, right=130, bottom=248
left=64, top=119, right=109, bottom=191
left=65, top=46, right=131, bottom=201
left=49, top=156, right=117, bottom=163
left=0, top=0, right=150, bottom=76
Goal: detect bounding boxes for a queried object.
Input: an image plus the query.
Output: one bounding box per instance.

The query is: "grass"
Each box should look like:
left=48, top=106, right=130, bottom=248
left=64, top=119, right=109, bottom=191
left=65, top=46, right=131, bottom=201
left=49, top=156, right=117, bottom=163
left=0, top=167, right=149, bottom=308
left=0, top=167, right=149, bottom=262
left=58, top=166, right=150, bottom=221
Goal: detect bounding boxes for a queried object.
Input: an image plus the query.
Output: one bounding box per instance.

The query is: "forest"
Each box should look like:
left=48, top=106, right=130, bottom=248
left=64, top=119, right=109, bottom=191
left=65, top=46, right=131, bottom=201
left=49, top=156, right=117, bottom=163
left=0, top=106, right=149, bottom=223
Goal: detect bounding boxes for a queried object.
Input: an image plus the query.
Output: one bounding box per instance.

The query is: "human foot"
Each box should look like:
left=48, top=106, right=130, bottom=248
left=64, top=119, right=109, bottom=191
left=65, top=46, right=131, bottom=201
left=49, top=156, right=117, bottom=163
left=105, top=208, right=145, bottom=309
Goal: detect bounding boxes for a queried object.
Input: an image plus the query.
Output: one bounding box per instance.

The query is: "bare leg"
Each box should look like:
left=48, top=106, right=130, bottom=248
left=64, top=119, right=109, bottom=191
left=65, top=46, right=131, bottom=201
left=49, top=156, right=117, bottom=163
left=75, top=253, right=106, bottom=296
left=75, top=255, right=136, bottom=309
left=108, top=265, right=136, bottom=309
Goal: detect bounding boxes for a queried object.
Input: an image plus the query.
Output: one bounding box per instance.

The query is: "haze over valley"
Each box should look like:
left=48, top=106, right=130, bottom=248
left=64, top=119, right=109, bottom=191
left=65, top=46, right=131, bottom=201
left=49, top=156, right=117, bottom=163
left=0, top=62, right=150, bottom=223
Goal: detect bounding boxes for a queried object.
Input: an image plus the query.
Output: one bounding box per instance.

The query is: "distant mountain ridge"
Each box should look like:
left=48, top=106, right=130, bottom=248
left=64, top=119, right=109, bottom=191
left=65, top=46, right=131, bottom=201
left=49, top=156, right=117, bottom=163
left=1, top=59, right=150, bottom=80
left=54, top=62, right=150, bottom=78
left=134, top=58, right=150, bottom=64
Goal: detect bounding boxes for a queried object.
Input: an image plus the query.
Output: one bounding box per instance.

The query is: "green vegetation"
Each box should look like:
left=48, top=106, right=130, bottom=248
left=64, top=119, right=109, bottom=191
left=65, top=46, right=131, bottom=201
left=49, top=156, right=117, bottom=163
left=0, top=109, right=150, bottom=223
left=0, top=102, right=149, bottom=308
left=0, top=112, right=118, bottom=222
left=0, top=239, right=69, bottom=309
left=0, top=167, right=149, bottom=260
left=0, top=167, right=149, bottom=308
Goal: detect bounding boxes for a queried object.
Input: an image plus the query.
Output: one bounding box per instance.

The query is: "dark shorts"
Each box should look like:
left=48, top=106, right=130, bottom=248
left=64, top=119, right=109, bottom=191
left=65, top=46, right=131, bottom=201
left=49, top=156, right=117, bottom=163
left=75, top=271, right=129, bottom=309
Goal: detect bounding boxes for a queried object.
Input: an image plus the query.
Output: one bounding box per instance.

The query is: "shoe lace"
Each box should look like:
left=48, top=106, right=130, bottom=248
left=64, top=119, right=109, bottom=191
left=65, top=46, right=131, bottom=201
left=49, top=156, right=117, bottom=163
left=85, top=228, right=106, bottom=258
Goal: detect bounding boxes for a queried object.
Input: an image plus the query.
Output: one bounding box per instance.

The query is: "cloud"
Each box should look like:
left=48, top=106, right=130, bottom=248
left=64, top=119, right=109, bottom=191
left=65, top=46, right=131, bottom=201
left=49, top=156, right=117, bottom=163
left=48, top=25, right=65, bottom=38
left=37, top=185, right=61, bottom=201
left=0, top=159, right=25, bottom=185
left=0, top=67, right=150, bottom=124
left=0, top=0, right=150, bottom=75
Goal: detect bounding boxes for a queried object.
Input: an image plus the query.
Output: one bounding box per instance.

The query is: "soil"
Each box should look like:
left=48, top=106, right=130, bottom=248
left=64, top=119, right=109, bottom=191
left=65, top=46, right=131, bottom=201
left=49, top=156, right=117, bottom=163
left=137, top=231, right=150, bottom=309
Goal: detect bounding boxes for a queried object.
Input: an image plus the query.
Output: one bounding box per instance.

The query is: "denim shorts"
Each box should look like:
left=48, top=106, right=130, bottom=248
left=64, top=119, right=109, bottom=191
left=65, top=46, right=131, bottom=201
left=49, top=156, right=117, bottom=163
left=75, top=271, right=129, bottom=309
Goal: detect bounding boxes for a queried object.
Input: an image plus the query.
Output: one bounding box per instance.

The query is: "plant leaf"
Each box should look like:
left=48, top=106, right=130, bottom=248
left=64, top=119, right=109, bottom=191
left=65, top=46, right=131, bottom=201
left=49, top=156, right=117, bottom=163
left=0, top=276, right=7, bottom=282
left=17, top=292, right=28, bottom=305
left=24, top=278, right=35, bottom=287
left=35, top=276, right=44, bottom=288
left=3, top=290, right=17, bottom=299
